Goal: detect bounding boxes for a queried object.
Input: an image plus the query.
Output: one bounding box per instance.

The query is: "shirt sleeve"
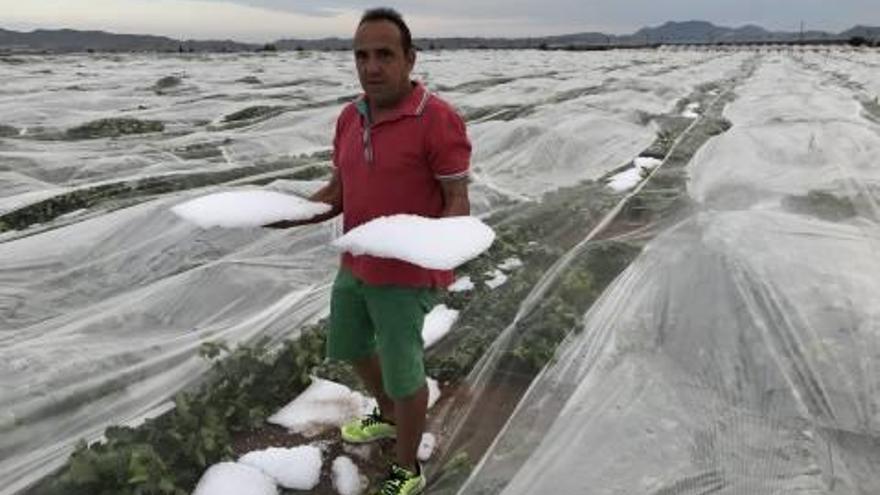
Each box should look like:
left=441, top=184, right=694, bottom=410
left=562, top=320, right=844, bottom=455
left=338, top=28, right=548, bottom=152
left=426, top=104, right=471, bottom=181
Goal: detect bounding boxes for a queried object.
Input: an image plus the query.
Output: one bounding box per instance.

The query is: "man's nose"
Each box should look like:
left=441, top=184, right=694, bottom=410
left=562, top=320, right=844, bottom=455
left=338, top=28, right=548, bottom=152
left=363, top=56, right=382, bottom=74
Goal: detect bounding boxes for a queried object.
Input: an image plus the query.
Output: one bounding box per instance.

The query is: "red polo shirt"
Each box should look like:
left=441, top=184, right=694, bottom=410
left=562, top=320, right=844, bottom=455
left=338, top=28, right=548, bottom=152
left=333, top=81, right=471, bottom=288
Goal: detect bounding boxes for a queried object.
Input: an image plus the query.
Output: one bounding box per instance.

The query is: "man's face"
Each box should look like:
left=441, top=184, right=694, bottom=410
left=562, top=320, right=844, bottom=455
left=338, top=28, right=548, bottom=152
left=353, top=20, right=415, bottom=109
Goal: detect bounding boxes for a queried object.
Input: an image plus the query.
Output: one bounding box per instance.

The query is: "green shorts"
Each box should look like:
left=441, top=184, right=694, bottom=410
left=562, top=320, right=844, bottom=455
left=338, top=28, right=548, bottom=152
left=327, top=268, right=438, bottom=400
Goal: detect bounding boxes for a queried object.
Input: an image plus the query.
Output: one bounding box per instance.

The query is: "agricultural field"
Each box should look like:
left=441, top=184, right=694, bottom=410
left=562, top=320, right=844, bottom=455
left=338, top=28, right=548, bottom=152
left=1, top=46, right=879, bottom=494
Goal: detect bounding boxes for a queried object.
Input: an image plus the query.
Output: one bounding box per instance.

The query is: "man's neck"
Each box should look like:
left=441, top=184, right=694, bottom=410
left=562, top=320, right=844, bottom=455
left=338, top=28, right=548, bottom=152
left=368, top=81, right=415, bottom=123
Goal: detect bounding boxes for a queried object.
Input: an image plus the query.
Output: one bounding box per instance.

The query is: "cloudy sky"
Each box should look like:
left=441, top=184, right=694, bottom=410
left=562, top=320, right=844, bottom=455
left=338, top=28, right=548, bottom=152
left=2, top=0, right=877, bottom=42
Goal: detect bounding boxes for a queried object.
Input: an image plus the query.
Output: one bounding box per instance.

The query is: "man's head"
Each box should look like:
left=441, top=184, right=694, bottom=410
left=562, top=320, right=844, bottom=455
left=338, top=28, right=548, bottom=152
left=354, top=8, right=416, bottom=109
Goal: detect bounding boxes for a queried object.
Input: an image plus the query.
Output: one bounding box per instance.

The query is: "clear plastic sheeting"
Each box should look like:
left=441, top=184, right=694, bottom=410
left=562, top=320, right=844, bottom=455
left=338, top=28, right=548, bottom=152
left=2, top=48, right=721, bottom=493
left=471, top=113, right=656, bottom=199
left=457, top=51, right=749, bottom=198
left=459, top=211, right=880, bottom=494
left=2, top=47, right=878, bottom=495
left=0, top=198, right=340, bottom=494
left=451, top=53, right=880, bottom=494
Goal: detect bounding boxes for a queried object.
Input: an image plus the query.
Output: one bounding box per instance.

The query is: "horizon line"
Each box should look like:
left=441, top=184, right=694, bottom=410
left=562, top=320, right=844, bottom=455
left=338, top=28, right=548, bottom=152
left=3, top=20, right=878, bottom=45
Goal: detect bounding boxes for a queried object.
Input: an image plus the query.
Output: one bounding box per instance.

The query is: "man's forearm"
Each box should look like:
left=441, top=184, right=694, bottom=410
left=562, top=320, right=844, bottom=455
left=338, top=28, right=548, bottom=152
left=307, top=183, right=343, bottom=222
left=441, top=195, right=470, bottom=217
left=439, top=177, right=470, bottom=217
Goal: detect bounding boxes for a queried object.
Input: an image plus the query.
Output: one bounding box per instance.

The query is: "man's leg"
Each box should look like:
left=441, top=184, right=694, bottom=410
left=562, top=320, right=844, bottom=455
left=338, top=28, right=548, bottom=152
left=352, top=353, right=396, bottom=422
left=364, top=283, right=436, bottom=472
left=328, top=268, right=385, bottom=423
left=393, top=384, right=428, bottom=471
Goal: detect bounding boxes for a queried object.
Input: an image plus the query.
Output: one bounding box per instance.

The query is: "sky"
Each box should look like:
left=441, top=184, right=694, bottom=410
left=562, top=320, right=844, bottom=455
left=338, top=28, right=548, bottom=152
left=1, top=0, right=878, bottom=42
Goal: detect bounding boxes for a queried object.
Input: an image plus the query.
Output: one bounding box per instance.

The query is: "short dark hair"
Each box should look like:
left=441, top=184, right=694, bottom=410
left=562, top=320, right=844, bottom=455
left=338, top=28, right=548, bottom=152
left=359, top=7, right=413, bottom=53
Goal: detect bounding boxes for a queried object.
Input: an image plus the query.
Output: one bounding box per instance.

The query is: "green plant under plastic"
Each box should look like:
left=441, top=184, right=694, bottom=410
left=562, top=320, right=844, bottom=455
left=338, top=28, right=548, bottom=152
left=31, top=327, right=327, bottom=495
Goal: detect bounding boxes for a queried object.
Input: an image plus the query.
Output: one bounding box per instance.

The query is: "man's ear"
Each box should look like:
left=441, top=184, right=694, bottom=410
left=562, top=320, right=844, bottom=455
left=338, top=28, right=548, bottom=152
left=407, top=48, right=416, bottom=67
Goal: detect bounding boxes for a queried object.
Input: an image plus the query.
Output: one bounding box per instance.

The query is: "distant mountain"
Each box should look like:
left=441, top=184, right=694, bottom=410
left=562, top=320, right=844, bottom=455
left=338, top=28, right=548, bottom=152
left=0, top=28, right=257, bottom=52
left=273, top=31, right=617, bottom=50
left=629, top=20, right=843, bottom=44
left=840, top=25, right=880, bottom=39
left=1, top=21, right=878, bottom=53
left=274, top=37, right=349, bottom=51
left=632, top=20, right=728, bottom=43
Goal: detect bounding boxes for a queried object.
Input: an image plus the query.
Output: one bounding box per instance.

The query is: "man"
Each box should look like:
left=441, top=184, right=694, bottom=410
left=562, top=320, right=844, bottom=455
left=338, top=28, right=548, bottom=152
left=265, top=7, right=470, bottom=495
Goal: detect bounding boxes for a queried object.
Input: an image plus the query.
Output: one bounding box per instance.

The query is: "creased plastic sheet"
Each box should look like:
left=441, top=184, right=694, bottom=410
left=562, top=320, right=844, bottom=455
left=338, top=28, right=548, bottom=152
left=460, top=52, right=880, bottom=495
left=449, top=53, right=880, bottom=494
left=0, top=198, right=340, bottom=494
left=2, top=48, right=870, bottom=495
left=1, top=49, right=731, bottom=493
left=459, top=209, right=880, bottom=494
left=459, top=50, right=748, bottom=199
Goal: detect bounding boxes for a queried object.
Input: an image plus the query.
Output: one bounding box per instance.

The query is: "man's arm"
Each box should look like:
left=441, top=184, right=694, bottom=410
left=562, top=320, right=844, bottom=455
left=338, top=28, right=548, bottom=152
left=439, top=177, right=470, bottom=217
left=263, top=169, right=343, bottom=229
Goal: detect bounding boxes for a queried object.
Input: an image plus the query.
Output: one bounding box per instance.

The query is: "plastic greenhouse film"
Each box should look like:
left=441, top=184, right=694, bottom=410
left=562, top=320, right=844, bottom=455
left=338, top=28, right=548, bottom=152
left=5, top=47, right=878, bottom=495
left=443, top=55, right=880, bottom=494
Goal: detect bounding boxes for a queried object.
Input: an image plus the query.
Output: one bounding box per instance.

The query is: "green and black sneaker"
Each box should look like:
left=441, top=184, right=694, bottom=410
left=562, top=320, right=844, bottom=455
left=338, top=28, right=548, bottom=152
left=375, top=463, right=426, bottom=495
left=341, top=408, right=397, bottom=443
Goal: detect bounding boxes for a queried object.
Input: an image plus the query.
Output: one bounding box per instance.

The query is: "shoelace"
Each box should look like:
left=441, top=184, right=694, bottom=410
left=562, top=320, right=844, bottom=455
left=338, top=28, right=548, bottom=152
left=380, top=477, right=406, bottom=495
left=380, top=466, right=411, bottom=495
left=361, top=409, right=387, bottom=428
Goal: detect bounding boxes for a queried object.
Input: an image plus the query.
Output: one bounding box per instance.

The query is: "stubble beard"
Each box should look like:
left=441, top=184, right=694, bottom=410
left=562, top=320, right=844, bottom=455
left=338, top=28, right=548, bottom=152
left=367, top=77, right=410, bottom=110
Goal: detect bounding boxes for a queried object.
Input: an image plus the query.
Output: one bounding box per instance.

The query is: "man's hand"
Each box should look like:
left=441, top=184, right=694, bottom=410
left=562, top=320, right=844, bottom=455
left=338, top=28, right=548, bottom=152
left=263, top=219, right=304, bottom=229
left=262, top=170, right=343, bottom=229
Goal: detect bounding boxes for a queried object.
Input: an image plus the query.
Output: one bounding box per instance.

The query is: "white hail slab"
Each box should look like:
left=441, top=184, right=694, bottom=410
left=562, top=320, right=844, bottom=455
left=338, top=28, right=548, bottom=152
left=269, top=377, right=442, bottom=437
left=423, top=304, right=460, bottom=349
left=448, top=276, right=475, bottom=292
left=418, top=433, right=437, bottom=462
left=485, top=269, right=509, bottom=289
left=498, top=257, right=524, bottom=271
left=331, top=456, right=364, bottom=495
left=171, top=189, right=331, bottom=228
left=238, top=446, right=322, bottom=491
left=332, top=215, right=495, bottom=270
left=192, top=462, right=278, bottom=495
left=607, top=157, right=663, bottom=192
left=268, top=378, right=374, bottom=436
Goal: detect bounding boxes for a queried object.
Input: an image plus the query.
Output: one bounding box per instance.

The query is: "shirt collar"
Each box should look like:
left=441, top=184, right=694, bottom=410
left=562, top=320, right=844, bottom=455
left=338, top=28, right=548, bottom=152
left=355, top=81, right=431, bottom=123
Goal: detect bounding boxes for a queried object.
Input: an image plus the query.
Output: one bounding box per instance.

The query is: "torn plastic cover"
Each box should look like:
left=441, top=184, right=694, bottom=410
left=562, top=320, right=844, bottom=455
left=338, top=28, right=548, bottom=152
left=431, top=53, right=880, bottom=494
